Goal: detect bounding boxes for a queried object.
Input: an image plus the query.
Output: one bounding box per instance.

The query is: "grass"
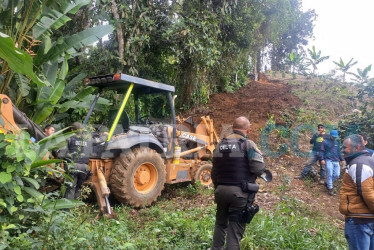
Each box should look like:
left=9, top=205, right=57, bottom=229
left=5, top=185, right=348, bottom=249
left=265, top=72, right=356, bottom=125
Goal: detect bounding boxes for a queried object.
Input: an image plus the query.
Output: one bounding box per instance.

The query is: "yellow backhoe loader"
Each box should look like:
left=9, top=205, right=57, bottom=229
left=0, top=73, right=219, bottom=217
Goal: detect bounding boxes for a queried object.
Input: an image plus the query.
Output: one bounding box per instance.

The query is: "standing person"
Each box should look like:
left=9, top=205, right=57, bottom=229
left=65, top=122, right=91, bottom=200
left=359, top=133, right=374, bottom=157
left=295, top=124, right=327, bottom=184
left=44, top=124, right=55, bottom=136
left=211, top=116, right=267, bottom=250
left=339, top=134, right=374, bottom=249
left=319, top=130, right=344, bottom=196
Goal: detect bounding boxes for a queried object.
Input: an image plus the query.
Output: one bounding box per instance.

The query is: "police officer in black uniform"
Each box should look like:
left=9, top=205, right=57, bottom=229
left=65, top=122, right=92, bottom=200
left=211, top=116, right=267, bottom=250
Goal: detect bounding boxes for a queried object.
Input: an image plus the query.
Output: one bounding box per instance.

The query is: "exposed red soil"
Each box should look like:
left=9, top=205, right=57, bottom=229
left=194, top=74, right=302, bottom=141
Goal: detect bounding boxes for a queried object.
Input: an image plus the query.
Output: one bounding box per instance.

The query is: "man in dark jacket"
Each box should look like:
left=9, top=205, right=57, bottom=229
left=65, top=122, right=92, bottom=200
left=339, top=134, right=374, bottom=249
left=319, top=129, right=344, bottom=196
left=295, top=124, right=327, bottom=183
left=211, top=116, right=267, bottom=250
left=359, top=133, right=374, bottom=157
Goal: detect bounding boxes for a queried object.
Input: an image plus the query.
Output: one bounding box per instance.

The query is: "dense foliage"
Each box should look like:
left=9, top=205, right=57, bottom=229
left=0, top=0, right=113, bottom=127
left=0, top=0, right=317, bottom=125
left=1, top=1, right=369, bottom=248
left=0, top=130, right=83, bottom=248
left=81, top=0, right=315, bottom=110
left=3, top=185, right=347, bottom=249
left=339, top=79, right=374, bottom=147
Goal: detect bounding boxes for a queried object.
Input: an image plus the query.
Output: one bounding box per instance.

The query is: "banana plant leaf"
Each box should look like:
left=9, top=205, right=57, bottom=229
left=30, top=159, right=62, bottom=169
left=64, top=73, right=87, bottom=92
left=23, top=187, right=83, bottom=209
left=42, top=198, right=84, bottom=210
left=33, top=56, right=70, bottom=123
left=57, top=94, right=111, bottom=113
left=14, top=74, right=31, bottom=97
left=32, top=79, right=65, bottom=124
left=73, top=87, right=95, bottom=100
left=35, top=25, right=114, bottom=65
left=21, top=177, right=40, bottom=190
left=0, top=32, right=45, bottom=86
left=33, top=0, right=91, bottom=39
left=36, top=128, right=76, bottom=161
left=42, top=60, right=59, bottom=86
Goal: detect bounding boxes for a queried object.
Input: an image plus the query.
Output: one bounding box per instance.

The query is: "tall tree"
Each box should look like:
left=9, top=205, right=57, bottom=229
left=269, top=0, right=316, bottom=71
left=77, top=0, right=316, bottom=109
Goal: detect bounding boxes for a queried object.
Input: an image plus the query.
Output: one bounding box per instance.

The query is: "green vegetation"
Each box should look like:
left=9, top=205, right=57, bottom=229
left=306, top=46, right=330, bottom=77
left=1, top=1, right=373, bottom=249
left=0, top=0, right=316, bottom=120
left=333, top=58, right=358, bottom=83
left=272, top=73, right=357, bottom=125
left=339, top=79, right=374, bottom=148
left=0, top=0, right=113, bottom=126
left=243, top=199, right=346, bottom=249
left=2, top=185, right=347, bottom=249
left=0, top=130, right=83, bottom=249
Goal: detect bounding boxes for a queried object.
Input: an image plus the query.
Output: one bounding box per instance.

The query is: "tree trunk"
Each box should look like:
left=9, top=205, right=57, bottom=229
left=253, top=56, right=258, bottom=82
left=256, top=51, right=262, bottom=81
left=111, top=0, right=124, bottom=71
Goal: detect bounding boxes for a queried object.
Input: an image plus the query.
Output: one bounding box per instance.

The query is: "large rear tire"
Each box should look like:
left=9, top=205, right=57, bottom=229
left=110, top=147, right=166, bottom=207
left=192, top=162, right=213, bottom=188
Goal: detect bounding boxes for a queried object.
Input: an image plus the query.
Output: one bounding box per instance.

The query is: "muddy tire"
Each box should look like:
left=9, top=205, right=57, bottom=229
left=110, top=147, right=166, bottom=207
left=192, top=162, right=213, bottom=188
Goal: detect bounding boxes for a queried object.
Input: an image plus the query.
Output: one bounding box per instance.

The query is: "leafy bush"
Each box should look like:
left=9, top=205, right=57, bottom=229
left=0, top=130, right=83, bottom=248
left=243, top=198, right=347, bottom=249
left=6, top=193, right=347, bottom=249
left=339, top=79, right=374, bottom=147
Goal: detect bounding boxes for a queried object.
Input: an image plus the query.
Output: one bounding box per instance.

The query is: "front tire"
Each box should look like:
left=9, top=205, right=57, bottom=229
left=110, top=147, right=166, bottom=207
left=192, top=162, right=213, bottom=188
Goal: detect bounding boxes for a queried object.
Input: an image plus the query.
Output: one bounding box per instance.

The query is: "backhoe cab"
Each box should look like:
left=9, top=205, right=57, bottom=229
left=85, top=73, right=219, bottom=216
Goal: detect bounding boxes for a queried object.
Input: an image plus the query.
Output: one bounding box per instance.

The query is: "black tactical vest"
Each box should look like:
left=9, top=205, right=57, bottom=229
left=212, top=137, right=250, bottom=185
left=68, top=134, right=91, bottom=164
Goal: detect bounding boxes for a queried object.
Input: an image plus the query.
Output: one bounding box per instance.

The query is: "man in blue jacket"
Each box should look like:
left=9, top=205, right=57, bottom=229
left=319, top=129, right=344, bottom=196
left=295, top=124, right=327, bottom=183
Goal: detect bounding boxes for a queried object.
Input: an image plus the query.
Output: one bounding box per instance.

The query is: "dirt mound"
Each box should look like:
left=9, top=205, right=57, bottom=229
left=196, top=74, right=301, bottom=140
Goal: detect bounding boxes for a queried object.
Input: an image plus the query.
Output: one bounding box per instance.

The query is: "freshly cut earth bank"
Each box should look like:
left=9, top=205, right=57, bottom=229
left=195, top=74, right=301, bottom=140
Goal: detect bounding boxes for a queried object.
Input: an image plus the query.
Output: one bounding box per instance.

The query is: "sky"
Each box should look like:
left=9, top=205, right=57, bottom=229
left=301, top=0, right=374, bottom=77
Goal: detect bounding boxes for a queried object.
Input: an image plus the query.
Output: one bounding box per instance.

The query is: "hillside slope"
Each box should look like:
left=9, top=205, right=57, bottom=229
left=197, top=74, right=301, bottom=141
left=192, top=72, right=358, bottom=227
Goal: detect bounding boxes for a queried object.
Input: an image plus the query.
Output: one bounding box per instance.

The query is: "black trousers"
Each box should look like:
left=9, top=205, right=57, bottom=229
left=212, top=185, right=249, bottom=250
left=65, top=163, right=90, bottom=200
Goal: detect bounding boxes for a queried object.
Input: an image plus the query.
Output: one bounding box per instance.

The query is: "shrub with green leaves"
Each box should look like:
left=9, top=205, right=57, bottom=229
left=0, top=130, right=83, bottom=249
